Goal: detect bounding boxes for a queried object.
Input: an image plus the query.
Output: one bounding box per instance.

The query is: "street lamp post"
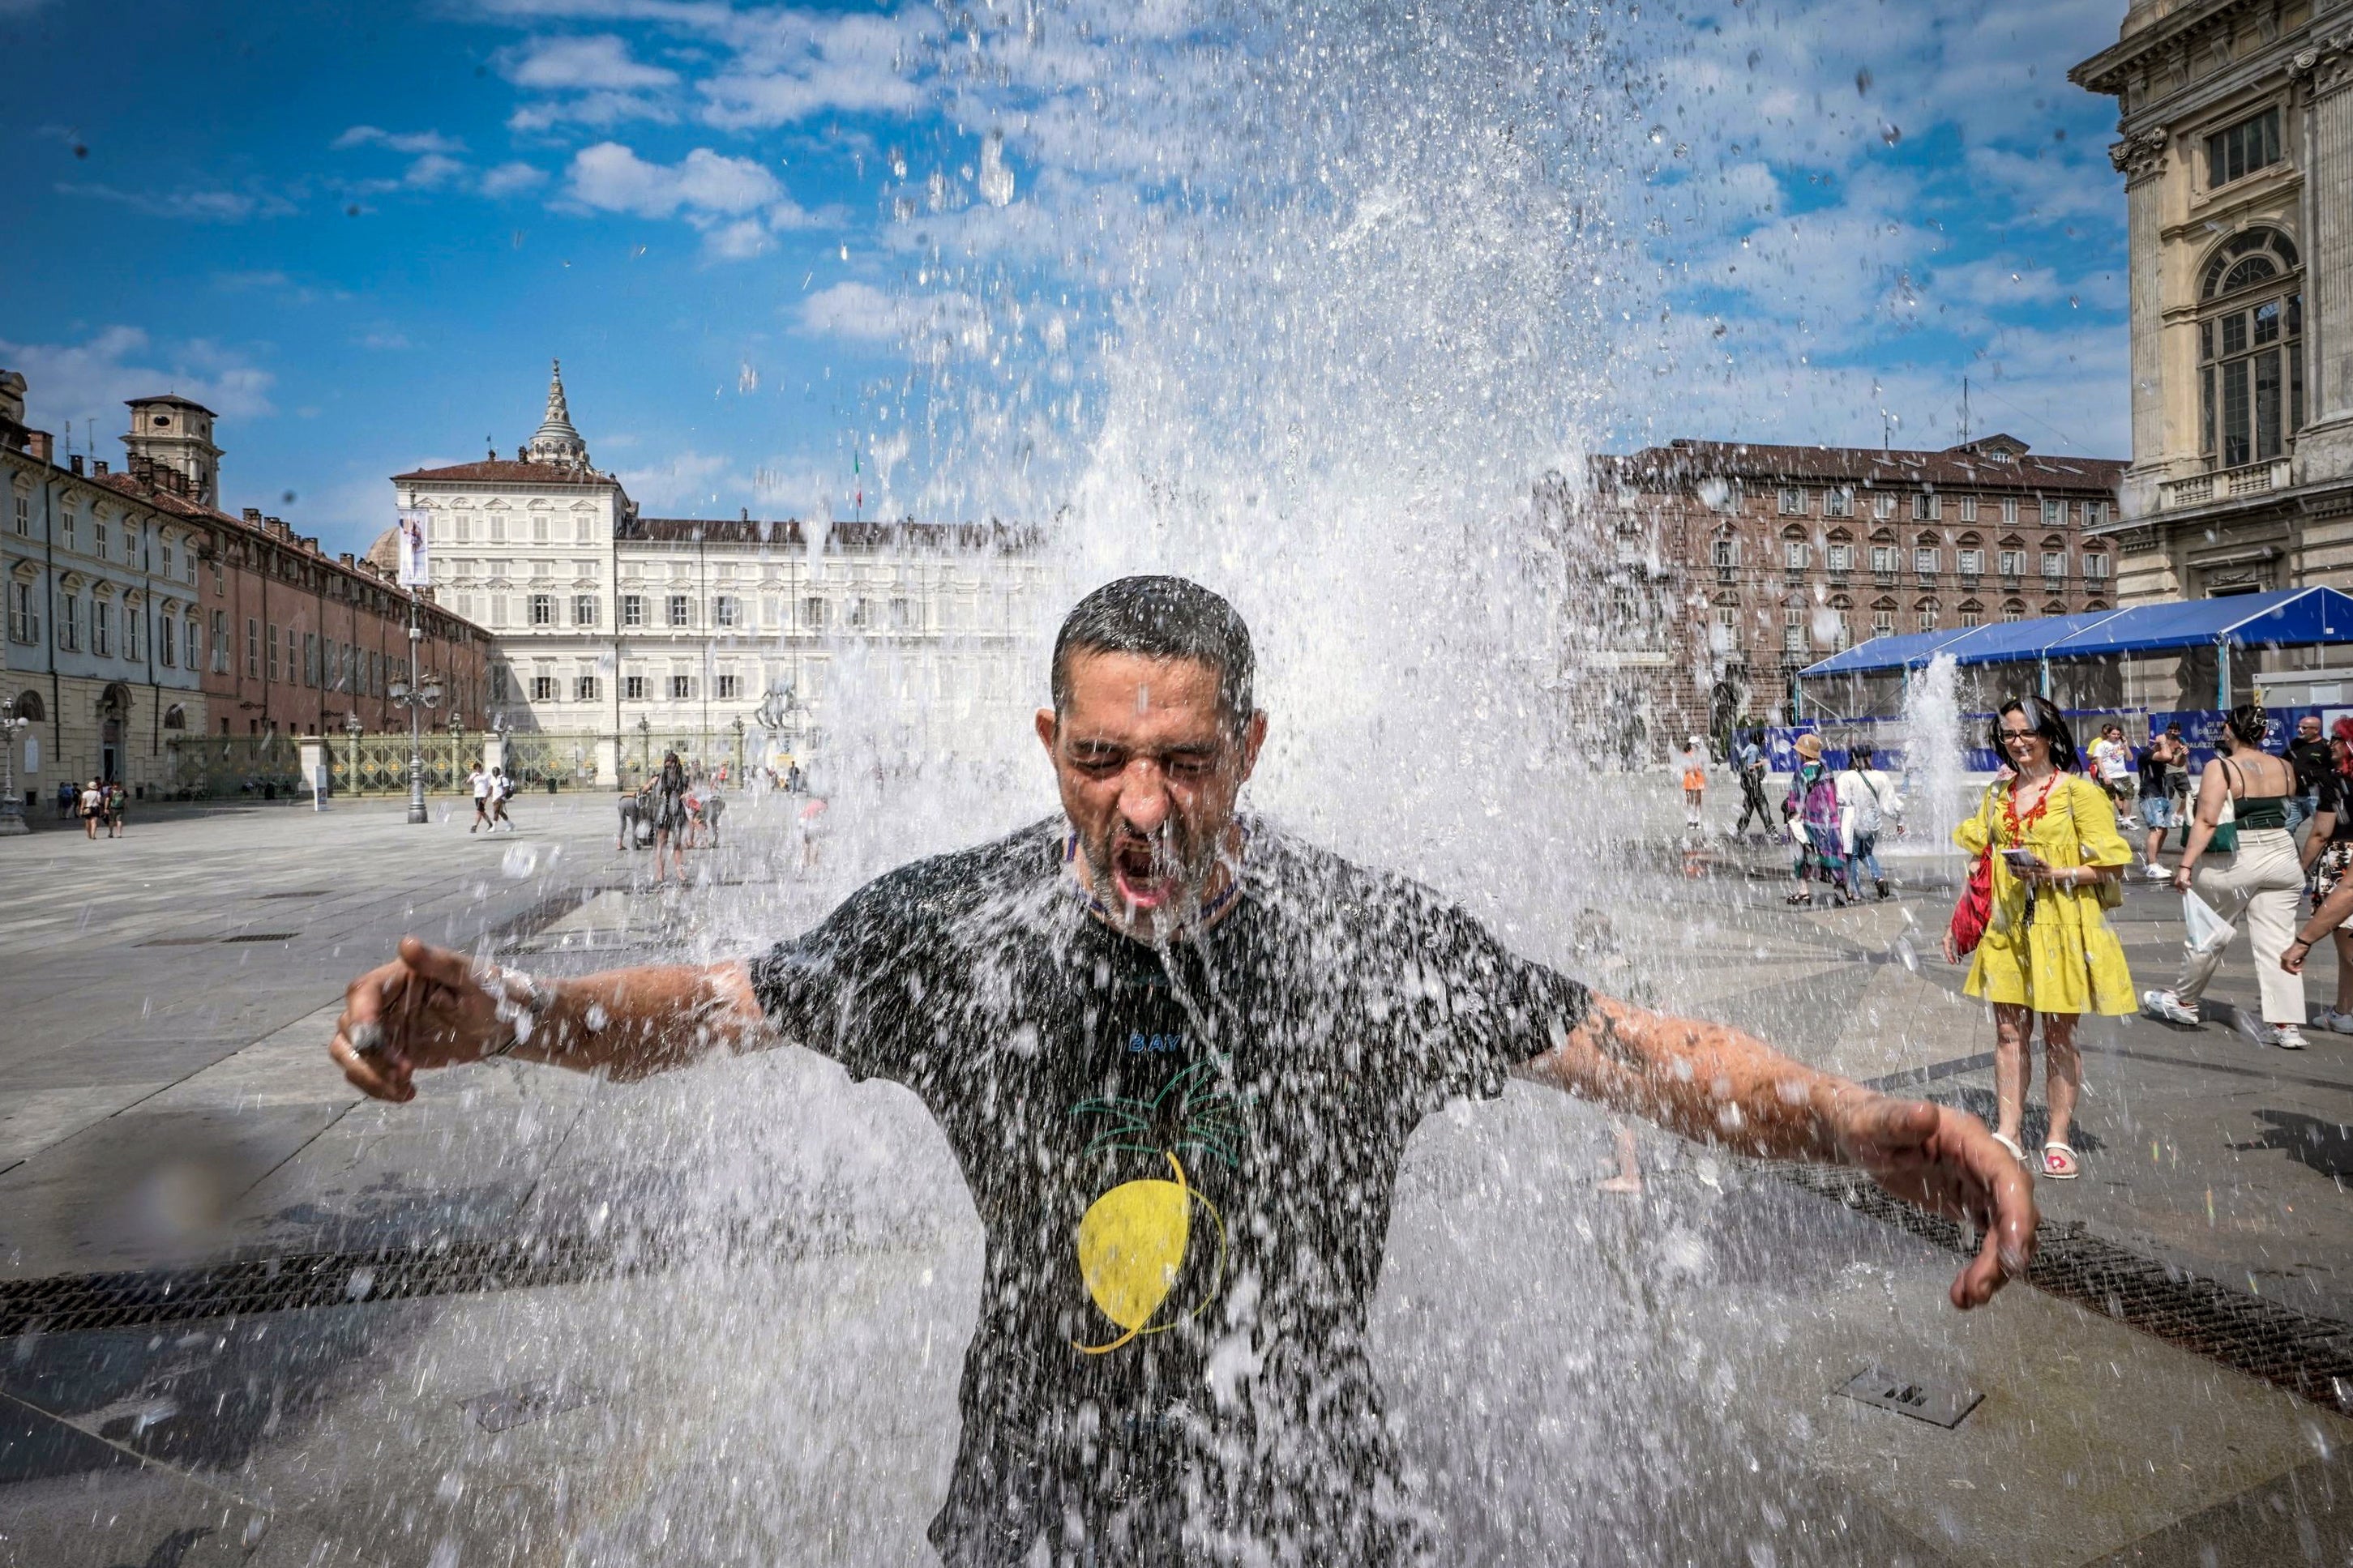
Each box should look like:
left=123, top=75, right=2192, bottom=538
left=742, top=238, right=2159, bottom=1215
left=387, top=592, right=443, bottom=825
left=0, top=713, right=28, bottom=836
left=731, top=716, right=745, bottom=781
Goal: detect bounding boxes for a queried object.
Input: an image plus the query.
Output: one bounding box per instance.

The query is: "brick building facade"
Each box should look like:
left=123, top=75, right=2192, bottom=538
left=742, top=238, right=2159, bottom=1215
left=2, top=370, right=488, bottom=806
left=1582, top=436, right=2127, bottom=751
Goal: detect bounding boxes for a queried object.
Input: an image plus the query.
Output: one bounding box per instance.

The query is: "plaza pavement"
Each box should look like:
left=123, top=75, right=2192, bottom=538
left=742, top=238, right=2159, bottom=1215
left=0, top=784, right=2347, bottom=1566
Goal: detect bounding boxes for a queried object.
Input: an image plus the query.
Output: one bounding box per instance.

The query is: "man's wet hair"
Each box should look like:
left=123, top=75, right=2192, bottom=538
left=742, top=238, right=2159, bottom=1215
left=1051, top=575, right=1256, bottom=732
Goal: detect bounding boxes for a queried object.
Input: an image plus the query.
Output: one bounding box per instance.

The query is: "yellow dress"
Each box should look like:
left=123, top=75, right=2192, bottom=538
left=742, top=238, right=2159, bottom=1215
left=1953, top=774, right=2137, bottom=1015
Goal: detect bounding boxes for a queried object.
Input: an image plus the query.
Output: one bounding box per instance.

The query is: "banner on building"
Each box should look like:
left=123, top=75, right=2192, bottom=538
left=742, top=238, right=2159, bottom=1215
left=396, top=509, right=431, bottom=587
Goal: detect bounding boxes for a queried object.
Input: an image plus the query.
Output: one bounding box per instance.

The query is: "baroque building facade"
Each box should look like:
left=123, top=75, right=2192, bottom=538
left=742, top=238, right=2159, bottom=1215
left=2, top=369, right=488, bottom=807
left=391, top=364, right=1049, bottom=775
left=2073, top=0, right=2353, bottom=600
left=1581, top=437, right=2126, bottom=749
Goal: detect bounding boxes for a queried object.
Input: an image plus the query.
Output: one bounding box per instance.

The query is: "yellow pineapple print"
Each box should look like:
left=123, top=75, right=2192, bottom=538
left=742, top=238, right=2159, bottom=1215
left=1069, top=1059, right=1239, bottom=1354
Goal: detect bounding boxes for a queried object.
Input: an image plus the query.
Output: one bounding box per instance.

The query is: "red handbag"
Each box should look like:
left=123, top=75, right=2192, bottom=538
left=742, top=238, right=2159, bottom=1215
left=1947, top=786, right=1995, bottom=956
left=1948, top=848, right=1993, bottom=957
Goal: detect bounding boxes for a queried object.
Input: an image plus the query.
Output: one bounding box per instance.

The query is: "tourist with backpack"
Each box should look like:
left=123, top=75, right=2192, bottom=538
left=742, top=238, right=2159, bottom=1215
left=1782, top=733, right=1849, bottom=907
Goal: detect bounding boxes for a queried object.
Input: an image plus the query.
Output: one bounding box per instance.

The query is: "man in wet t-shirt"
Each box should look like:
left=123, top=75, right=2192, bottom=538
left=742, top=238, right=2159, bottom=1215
left=331, top=575, right=2035, bottom=1566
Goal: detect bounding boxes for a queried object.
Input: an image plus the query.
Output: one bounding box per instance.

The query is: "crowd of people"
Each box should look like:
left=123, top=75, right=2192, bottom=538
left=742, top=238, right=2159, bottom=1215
left=1681, top=701, right=2353, bottom=1179
left=58, top=778, right=128, bottom=838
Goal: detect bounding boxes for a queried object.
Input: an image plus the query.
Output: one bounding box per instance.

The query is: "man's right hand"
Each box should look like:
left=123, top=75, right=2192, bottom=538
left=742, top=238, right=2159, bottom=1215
left=329, top=936, right=507, bottom=1103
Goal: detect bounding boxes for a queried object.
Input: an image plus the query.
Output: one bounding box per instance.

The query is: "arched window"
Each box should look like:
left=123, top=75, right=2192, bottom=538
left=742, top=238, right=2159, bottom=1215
left=2002, top=599, right=2026, bottom=623
left=1958, top=598, right=1985, bottom=630
left=1870, top=596, right=1897, bottom=639
left=2199, top=228, right=2304, bottom=466
left=1914, top=596, right=1940, bottom=634
left=162, top=703, right=187, bottom=730
left=10, top=690, right=42, bottom=723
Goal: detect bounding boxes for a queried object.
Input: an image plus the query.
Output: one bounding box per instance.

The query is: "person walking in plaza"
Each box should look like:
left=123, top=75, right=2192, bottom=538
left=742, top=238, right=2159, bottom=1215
left=55, top=780, right=73, bottom=821
left=2090, top=722, right=2137, bottom=825
left=1835, top=741, right=1904, bottom=900
left=1731, top=729, right=1772, bottom=840
left=1782, top=733, right=1848, bottom=907
left=2141, top=705, right=2310, bottom=1049
left=2293, top=730, right=2353, bottom=1033
left=103, top=780, right=126, bottom=839
left=490, top=767, right=516, bottom=832
left=78, top=778, right=103, bottom=840
left=468, top=763, right=493, bottom=833
left=1948, top=696, right=2134, bottom=1181
left=2284, top=711, right=2331, bottom=835
left=1678, top=736, right=1707, bottom=832
left=2137, top=724, right=2188, bottom=879
left=652, top=750, right=691, bottom=885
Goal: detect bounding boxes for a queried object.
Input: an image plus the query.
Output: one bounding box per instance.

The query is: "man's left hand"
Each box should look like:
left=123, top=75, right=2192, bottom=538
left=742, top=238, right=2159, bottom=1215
left=1829, top=1093, right=2036, bottom=1309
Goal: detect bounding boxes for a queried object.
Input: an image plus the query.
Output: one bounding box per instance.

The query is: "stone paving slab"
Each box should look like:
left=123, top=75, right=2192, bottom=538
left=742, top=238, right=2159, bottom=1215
left=6, top=786, right=2353, bottom=1562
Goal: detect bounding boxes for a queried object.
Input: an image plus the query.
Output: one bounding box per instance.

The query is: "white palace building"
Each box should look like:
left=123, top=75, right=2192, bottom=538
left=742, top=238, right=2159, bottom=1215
left=387, top=363, right=1050, bottom=782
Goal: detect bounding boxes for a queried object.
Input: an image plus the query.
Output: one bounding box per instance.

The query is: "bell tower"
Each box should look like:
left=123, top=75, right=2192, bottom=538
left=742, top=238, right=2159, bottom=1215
left=122, top=395, right=222, bottom=508
left=524, top=359, right=592, bottom=470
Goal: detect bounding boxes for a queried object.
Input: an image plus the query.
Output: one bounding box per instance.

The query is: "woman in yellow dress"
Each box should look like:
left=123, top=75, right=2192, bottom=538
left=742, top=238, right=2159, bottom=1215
left=1944, top=695, right=2134, bottom=1181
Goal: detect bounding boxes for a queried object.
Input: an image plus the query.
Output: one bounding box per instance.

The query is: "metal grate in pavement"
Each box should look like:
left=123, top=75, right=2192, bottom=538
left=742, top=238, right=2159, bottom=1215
left=1769, top=1162, right=2353, bottom=1415
left=0, top=1221, right=883, bottom=1339
left=220, top=932, right=297, bottom=942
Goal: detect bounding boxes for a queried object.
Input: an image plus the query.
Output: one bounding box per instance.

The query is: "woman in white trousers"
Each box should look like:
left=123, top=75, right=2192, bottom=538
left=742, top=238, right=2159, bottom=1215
left=2141, top=704, right=2309, bottom=1049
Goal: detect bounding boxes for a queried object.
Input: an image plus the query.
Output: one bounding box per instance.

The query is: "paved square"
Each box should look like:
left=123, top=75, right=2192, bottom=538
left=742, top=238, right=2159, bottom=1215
left=2, top=790, right=2348, bottom=1566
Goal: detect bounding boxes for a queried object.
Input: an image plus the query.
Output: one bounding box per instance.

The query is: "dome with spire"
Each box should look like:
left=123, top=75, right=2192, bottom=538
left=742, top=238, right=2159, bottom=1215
left=525, top=358, right=591, bottom=469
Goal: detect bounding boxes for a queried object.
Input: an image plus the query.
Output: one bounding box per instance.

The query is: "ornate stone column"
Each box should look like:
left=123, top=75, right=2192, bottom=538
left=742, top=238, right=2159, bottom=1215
left=2298, top=36, right=2353, bottom=451
left=2113, top=129, right=2171, bottom=498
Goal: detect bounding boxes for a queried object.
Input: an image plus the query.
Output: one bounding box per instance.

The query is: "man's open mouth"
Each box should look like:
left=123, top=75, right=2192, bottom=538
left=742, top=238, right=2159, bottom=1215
left=1110, top=836, right=1181, bottom=908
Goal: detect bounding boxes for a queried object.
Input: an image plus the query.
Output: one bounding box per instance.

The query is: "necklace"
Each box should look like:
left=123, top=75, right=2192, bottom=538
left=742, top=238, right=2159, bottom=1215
left=2001, top=771, right=2056, bottom=846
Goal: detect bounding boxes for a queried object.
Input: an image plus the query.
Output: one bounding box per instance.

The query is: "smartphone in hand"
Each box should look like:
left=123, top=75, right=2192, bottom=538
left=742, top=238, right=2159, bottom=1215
left=2001, top=848, right=2043, bottom=874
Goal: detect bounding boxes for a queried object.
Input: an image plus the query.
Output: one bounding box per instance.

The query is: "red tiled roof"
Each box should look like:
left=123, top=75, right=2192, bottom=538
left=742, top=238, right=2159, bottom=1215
left=392, top=459, right=617, bottom=487
left=1594, top=438, right=2125, bottom=492
left=88, top=472, right=486, bottom=634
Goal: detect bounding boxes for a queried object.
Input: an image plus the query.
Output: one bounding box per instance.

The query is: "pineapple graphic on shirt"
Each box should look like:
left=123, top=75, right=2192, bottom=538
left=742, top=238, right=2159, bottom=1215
left=1069, top=1057, right=1241, bottom=1354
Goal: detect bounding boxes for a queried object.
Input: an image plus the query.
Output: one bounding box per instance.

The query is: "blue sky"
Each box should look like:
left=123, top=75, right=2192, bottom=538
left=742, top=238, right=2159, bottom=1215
left=0, top=0, right=2136, bottom=559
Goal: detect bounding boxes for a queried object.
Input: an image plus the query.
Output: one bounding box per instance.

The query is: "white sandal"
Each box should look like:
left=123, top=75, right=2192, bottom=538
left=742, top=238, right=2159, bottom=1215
left=1990, top=1132, right=2028, bottom=1165
left=2042, top=1142, right=2081, bottom=1181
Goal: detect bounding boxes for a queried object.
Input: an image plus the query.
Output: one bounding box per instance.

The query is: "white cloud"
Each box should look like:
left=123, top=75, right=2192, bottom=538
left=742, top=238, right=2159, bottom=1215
left=332, top=126, right=466, bottom=155
left=503, top=32, right=678, bottom=89
left=479, top=160, right=550, bottom=197
left=403, top=152, right=470, bottom=189
left=0, top=327, right=276, bottom=438
left=699, top=11, right=930, bottom=129
left=703, top=217, right=771, bottom=260
left=57, top=182, right=293, bottom=222
left=565, top=141, right=780, bottom=217
left=796, top=280, right=904, bottom=342
left=617, top=447, right=734, bottom=510
left=507, top=90, right=675, bottom=130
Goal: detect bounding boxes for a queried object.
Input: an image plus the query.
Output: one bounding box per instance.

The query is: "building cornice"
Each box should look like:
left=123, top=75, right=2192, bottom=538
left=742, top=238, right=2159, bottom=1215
left=2074, top=0, right=2276, bottom=96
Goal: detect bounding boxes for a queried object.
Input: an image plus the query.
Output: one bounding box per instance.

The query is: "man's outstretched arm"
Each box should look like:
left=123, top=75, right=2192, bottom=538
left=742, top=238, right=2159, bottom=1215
left=1515, top=993, right=2037, bottom=1310
left=329, top=937, right=764, bottom=1102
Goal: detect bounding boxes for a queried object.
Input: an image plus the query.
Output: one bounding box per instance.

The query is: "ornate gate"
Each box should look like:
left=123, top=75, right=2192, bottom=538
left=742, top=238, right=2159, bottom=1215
left=167, top=733, right=302, bottom=800
left=328, top=732, right=465, bottom=796
left=497, top=731, right=599, bottom=791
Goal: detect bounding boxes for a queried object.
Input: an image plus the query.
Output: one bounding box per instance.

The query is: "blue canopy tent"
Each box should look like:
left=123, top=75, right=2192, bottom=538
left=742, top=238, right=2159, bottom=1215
left=1799, top=587, right=2353, bottom=708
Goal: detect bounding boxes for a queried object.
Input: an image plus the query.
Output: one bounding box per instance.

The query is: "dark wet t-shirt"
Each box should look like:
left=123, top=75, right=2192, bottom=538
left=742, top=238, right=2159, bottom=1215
left=747, top=817, right=1589, bottom=1567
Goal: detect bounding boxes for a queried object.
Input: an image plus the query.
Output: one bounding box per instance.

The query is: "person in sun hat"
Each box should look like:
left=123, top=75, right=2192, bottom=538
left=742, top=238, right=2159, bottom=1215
left=1782, top=731, right=1849, bottom=906
left=329, top=577, right=2033, bottom=1566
